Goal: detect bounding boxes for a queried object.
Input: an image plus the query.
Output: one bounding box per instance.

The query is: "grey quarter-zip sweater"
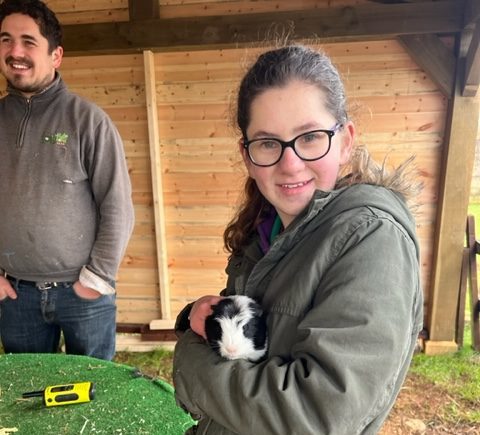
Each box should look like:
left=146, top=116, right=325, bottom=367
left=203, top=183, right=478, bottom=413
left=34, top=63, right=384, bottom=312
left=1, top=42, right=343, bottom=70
left=0, top=74, right=134, bottom=294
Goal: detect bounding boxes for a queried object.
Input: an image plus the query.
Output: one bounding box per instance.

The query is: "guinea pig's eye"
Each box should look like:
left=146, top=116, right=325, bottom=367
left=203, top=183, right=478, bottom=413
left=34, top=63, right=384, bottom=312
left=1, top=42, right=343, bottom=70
left=235, top=320, right=242, bottom=327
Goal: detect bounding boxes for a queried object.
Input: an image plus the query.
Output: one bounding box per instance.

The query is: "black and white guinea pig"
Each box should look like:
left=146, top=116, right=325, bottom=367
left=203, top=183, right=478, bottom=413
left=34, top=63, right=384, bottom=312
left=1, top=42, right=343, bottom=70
left=205, top=295, right=268, bottom=362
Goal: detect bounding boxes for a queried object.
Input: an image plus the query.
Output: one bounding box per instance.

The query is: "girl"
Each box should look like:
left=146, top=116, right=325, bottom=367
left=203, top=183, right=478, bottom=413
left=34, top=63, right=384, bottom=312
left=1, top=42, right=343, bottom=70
left=173, top=44, right=423, bottom=435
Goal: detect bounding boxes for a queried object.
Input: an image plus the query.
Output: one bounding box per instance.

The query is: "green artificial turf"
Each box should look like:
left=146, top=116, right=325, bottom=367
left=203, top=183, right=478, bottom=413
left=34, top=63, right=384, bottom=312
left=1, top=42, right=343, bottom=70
left=0, top=353, right=194, bottom=434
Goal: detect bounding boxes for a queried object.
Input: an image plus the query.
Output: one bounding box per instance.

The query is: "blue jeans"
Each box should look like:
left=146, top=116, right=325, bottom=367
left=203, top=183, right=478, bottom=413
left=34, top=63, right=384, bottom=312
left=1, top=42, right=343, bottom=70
left=0, top=280, right=116, bottom=360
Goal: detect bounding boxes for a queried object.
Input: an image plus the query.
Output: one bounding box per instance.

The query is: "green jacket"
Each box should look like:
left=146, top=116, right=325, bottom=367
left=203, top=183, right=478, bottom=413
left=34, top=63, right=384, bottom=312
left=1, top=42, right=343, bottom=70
left=173, top=184, right=423, bottom=435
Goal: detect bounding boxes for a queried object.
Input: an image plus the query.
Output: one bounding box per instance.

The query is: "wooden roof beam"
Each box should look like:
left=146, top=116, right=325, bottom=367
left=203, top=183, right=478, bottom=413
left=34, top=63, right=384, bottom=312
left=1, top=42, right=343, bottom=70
left=62, top=0, right=463, bottom=55
left=463, top=19, right=480, bottom=96
left=399, top=34, right=456, bottom=98
left=128, top=0, right=159, bottom=22
left=465, top=0, right=480, bottom=27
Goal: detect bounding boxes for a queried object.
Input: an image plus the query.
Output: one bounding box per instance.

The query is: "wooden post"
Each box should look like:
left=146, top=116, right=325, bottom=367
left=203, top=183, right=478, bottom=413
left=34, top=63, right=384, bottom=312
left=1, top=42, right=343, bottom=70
left=143, top=50, right=172, bottom=322
left=425, top=53, right=480, bottom=354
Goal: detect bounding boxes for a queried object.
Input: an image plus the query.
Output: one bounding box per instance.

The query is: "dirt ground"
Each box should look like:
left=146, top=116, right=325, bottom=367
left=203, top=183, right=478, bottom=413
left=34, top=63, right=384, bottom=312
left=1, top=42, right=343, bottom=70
left=380, top=373, right=479, bottom=434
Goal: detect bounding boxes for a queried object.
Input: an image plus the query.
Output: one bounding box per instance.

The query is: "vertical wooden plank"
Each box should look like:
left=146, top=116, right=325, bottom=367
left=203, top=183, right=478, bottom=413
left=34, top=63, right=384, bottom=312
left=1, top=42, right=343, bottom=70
left=467, top=216, right=480, bottom=350
left=143, top=50, right=171, bottom=321
left=456, top=248, right=468, bottom=348
left=425, top=56, right=480, bottom=355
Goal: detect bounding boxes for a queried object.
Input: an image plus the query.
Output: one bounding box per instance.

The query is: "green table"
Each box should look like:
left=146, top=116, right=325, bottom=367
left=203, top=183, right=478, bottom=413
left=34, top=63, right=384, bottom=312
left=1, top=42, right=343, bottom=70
left=0, top=353, right=194, bottom=434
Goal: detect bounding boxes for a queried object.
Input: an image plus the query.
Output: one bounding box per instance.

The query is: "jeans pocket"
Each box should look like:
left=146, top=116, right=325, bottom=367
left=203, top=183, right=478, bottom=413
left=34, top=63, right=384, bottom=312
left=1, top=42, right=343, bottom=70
left=71, top=282, right=103, bottom=302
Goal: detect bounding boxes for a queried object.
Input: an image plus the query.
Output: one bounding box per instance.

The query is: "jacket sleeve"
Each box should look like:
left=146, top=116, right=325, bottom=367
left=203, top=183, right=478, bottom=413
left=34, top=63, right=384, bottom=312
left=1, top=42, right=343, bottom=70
left=80, top=115, right=135, bottom=293
left=173, top=213, right=423, bottom=434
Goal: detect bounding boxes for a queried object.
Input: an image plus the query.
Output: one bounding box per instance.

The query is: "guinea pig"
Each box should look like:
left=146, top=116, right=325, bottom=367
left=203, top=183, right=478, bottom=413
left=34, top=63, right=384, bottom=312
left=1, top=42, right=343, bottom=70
left=205, top=295, right=268, bottom=362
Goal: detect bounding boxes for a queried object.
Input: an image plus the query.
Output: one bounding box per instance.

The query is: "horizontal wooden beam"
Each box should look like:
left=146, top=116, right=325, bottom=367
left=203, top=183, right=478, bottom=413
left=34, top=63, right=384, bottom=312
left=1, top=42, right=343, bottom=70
left=62, top=1, right=464, bottom=55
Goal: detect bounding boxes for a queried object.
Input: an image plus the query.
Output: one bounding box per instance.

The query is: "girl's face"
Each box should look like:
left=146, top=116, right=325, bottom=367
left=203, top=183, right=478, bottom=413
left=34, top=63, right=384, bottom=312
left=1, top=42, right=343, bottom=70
left=241, top=80, right=355, bottom=228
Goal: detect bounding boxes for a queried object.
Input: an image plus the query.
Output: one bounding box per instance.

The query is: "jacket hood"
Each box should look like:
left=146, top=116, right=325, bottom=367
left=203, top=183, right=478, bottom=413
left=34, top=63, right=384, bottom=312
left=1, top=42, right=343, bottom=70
left=288, top=184, right=418, bottom=257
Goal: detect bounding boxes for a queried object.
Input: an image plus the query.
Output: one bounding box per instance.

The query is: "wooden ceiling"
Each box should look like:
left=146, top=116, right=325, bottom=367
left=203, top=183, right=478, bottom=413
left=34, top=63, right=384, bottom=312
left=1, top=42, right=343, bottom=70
left=61, top=0, right=480, bottom=97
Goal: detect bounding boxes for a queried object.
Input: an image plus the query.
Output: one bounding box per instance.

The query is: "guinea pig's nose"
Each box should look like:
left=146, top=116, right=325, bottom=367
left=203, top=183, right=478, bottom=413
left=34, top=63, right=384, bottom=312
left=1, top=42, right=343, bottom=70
left=225, top=346, right=237, bottom=356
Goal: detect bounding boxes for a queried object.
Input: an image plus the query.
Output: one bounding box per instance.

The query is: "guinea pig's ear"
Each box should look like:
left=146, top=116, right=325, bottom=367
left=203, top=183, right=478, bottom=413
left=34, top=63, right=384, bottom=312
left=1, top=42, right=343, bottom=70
left=205, top=314, right=222, bottom=348
left=248, top=300, right=264, bottom=317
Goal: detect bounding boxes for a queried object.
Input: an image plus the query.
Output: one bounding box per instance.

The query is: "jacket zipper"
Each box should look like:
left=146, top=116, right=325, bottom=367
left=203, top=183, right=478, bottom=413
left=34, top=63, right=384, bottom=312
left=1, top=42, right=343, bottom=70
left=16, top=97, right=32, bottom=149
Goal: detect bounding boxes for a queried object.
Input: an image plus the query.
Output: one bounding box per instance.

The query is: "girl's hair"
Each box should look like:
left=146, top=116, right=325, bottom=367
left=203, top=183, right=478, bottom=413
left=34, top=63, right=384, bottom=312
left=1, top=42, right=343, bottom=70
left=224, top=44, right=421, bottom=255
left=0, top=0, right=62, bottom=53
left=224, top=44, right=349, bottom=255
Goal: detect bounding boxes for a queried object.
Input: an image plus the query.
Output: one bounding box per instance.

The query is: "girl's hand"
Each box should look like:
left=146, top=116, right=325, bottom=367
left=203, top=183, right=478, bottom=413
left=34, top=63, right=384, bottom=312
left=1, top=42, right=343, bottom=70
left=189, top=295, right=223, bottom=339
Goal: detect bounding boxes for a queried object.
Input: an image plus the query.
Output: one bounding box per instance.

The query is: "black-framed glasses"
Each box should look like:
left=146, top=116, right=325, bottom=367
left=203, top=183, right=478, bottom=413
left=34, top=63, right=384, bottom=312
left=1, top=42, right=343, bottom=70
left=243, top=123, right=343, bottom=167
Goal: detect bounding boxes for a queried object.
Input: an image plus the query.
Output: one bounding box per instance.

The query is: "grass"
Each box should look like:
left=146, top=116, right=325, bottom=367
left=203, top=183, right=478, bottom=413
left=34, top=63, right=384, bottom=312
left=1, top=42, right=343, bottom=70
left=114, top=347, right=174, bottom=384
left=410, top=324, right=480, bottom=423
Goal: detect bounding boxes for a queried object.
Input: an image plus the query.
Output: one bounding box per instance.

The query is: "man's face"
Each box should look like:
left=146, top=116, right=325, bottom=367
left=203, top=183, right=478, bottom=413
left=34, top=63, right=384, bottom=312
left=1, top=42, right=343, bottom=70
left=0, top=13, right=63, bottom=97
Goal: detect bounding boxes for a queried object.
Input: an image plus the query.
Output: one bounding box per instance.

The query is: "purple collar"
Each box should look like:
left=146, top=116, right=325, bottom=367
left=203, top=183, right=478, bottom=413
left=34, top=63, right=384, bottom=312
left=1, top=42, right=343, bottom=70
left=257, top=209, right=278, bottom=254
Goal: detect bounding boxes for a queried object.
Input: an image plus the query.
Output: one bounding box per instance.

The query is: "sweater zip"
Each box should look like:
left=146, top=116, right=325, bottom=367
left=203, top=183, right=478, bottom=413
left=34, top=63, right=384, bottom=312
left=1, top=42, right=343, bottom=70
left=16, top=97, right=32, bottom=149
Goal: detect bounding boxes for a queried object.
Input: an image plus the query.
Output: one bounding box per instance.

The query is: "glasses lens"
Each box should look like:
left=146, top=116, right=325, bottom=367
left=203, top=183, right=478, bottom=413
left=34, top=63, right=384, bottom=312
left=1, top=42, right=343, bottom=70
left=295, top=131, right=331, bottom=160
left=248, top=139, right=282, bottom=166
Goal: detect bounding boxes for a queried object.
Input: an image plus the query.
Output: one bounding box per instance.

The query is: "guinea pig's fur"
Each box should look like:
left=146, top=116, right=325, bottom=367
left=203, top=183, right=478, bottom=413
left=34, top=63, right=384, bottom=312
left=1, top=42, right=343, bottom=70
left=205, top=295, right=268, bottom=362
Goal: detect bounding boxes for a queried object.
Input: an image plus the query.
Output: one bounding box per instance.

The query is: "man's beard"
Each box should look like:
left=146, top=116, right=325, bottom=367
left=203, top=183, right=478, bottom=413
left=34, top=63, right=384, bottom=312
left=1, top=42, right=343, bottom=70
left=4, top=56, right=44, bottom=94
left=8, top=75, right=43, bottom=94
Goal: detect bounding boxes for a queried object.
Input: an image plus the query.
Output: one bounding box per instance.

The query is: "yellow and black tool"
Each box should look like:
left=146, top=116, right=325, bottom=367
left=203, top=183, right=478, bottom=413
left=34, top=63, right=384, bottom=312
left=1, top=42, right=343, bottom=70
left=22, top=382, right=95, bottom=407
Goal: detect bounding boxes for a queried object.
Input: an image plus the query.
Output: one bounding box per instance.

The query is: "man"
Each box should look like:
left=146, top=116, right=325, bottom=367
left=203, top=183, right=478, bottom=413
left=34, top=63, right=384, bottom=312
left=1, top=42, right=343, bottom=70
left=0, top=0, right=134, bottom=360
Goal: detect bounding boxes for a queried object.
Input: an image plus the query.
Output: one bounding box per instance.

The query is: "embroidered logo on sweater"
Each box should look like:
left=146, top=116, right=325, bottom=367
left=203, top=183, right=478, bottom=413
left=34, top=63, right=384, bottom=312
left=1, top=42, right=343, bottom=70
left=43, top=132, right=69, bottom=146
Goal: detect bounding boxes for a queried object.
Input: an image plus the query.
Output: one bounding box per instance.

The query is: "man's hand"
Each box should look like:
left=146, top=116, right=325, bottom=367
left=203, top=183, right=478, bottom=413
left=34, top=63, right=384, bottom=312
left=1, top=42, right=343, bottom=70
left=73, top=280, right=102, bottom=299
left=189, top=295, right=223, bottom=339
left=0, top=275, right=17, bottom=301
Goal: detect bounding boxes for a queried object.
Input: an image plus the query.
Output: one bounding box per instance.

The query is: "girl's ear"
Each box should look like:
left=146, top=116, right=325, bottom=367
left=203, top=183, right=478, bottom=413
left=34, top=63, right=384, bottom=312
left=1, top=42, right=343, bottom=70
left=239, top=138, right=255, bottom=178
left=339, top=121, right=355, bottom=165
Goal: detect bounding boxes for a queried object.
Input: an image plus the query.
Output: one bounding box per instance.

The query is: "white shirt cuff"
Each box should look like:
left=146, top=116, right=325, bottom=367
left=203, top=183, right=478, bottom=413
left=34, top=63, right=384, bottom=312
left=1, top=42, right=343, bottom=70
left=79, top=266, right=115, bottom=295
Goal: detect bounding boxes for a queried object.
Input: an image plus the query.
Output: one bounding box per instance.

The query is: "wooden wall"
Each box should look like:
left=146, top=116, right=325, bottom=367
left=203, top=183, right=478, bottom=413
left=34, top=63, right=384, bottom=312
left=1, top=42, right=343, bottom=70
left=1, top=0, right=448, bottom=326
left=62, top=39, right=442, bottom=324
left=153, top=41, right=443, bottom=323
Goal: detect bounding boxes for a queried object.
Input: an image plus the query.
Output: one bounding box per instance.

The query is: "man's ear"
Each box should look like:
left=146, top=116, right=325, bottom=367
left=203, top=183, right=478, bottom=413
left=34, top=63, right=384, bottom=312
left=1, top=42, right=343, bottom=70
left=52, top=45, right=63, bottom=69
left=339, top=121, right=355, bottom=165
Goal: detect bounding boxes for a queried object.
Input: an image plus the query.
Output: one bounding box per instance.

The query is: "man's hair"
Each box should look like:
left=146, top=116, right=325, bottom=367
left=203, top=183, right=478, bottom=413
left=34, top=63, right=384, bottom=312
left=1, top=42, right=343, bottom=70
left=0, top=0, right=62, bottom=53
